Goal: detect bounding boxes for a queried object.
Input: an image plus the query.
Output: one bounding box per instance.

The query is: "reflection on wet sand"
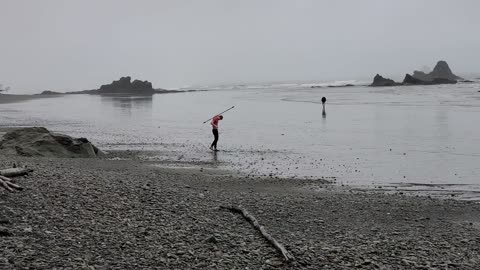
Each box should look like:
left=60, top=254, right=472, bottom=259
left=100, top=95, right=153, bottom=113
left=211, top=151, right=219, bottom=165
left=322, top=96, right=327, bottom=118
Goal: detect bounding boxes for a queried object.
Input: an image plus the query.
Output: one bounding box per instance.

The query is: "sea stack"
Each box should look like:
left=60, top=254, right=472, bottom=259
left=411, top=61, right=462, bottom=81
left=370, top=74, right=399, bottom=87
left=98, top=76, right=154, bottom=94
left=370, top=60, right=461, bottom=87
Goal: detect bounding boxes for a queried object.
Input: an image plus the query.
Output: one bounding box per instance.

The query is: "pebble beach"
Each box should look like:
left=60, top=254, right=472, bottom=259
left=1, top=153, right=479, bottom=269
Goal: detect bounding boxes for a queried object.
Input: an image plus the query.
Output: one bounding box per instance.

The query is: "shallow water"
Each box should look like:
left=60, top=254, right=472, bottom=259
left=1, top=83, right=480, bottom=197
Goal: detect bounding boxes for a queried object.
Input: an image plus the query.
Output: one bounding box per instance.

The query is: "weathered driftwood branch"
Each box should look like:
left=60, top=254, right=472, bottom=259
left=0, top=175, right=23, bottom=192
left=0, top=166, right=30, bottom=192
left=220, top=205, right=295, bottom=262
left=0, top=167, right=33, bottom=177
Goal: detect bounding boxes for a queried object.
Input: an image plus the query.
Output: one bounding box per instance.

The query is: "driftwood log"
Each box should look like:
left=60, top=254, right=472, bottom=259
left=220, top=205, right=295, bottom=262
left=0, top=167, right=31, bottom=192
left=0, top=167, right=33, bottom=177
left=0, top=175, right=23, bottom=192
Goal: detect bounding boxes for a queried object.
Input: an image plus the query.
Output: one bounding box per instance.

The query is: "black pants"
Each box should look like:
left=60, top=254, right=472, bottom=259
left=211, top=129, right=219, bottom=149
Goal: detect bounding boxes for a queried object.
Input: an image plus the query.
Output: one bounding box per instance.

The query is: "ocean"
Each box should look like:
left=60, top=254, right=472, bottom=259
left=1, top=81, right=480, bottom=199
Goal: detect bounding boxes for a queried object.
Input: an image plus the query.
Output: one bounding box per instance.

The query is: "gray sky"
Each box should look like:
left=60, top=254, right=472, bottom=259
left=1, top=0, right=479, bottom=93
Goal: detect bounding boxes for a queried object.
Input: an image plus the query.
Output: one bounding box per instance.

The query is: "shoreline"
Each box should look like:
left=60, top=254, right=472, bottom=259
left=0, top=90, right=205, bottom=105
left=0, top=94, right=63, bottom=104
left=1, top=154, right=479, bottom=269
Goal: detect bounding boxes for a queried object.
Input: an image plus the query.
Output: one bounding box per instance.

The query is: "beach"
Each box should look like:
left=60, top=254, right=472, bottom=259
left=2, top=84, right=480, bottom=269
left=1, top=84, right=480, bottom=198
left=3, top=1, right=480, bottom=268
left=1, top=153, right=480, bottom=269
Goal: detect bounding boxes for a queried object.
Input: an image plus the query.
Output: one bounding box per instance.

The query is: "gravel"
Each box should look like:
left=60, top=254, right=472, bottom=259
left=1, top=155, right=479, bottom=269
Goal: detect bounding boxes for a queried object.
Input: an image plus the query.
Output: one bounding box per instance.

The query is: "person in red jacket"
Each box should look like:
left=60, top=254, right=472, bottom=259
left=210, top=115, right=223, bottom=151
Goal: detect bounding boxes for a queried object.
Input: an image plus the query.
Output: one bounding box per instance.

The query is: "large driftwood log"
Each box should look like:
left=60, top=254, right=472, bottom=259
left=0, top=167, right=33, bottom=177
left=0, top=175, right=23, bottom=192
left=0, top=166, right=30, bottom=191
left=220, top=205, right=295, bottom=262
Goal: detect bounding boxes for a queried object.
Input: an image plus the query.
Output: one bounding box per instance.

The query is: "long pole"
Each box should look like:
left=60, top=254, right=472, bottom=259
left=203, top=106, right=235, bottom=124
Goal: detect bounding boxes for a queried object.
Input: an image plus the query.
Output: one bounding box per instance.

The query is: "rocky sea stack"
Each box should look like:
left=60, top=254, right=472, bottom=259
left=371, top=74, right=400, bottom=87
left=371, top=60, right=461, bottom=87
left=98, top=76, right=153, bottom=93
left=412, top=61, right=462, bottom=82
left=68, top=76, right=176, bottom=95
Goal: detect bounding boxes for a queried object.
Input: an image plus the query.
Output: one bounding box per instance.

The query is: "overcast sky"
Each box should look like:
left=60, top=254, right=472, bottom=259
left=1, top=0, right=479, bottom=93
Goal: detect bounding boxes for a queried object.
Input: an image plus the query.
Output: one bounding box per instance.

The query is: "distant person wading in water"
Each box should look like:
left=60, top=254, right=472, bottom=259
left=210, top=115, right=223, bottom=151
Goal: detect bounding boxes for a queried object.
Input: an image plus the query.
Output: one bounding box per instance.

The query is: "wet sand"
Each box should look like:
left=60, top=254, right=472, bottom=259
left=1, top=153, right=479, bottom=269
left=3, top=85, right=479, bottom=195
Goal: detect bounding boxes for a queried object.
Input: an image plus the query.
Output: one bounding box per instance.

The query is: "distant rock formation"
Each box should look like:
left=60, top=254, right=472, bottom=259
left=402, top=74, right=425, bottom=85
left=98, top=76, right=153, bottom=93
left=40, top=90, right=63, bottom=95
left=370, top=60, right=461, bottom=87
left=412, top=61, right=462, bottom=81
left=328, top=84, right=355, bottom=88
left=402, top=74, right=456, bottom=85
left=0, top=127, right=103, bottom=158
left=69, top=76, right=174, bottom=95
left=370, top=74, right=400, bottom=87
left=95, top=76, right=154, bottom=94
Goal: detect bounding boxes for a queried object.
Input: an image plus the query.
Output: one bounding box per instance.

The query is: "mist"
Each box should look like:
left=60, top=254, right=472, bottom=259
left=1, top=0, right=479, bottom=93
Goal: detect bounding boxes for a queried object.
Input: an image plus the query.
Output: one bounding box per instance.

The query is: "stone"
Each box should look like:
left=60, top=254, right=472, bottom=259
left=0, top=226, right=12, bottom=237
left=204, top=235, right=218, bottom=244
left=0, top=127, right=103, bottom=158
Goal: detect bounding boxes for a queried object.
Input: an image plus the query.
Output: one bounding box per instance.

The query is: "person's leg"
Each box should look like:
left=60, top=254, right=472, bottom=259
left=211, top=129, right=217, bottom=149
left=212, top=129, right=218, bottom=149
left=210, top=129, right=217, bottom=150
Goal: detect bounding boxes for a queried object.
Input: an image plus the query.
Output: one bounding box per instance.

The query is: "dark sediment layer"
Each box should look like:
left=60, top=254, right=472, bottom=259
left=1, top=154, right=479, bottom=269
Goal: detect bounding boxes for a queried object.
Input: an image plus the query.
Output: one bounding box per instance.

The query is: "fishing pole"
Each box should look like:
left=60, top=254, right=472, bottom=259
left=202, top=106, right=235, bottom=124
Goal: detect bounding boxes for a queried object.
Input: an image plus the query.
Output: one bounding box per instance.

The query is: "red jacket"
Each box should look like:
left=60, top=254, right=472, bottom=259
left=211, top=115, right=221, bottom=129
